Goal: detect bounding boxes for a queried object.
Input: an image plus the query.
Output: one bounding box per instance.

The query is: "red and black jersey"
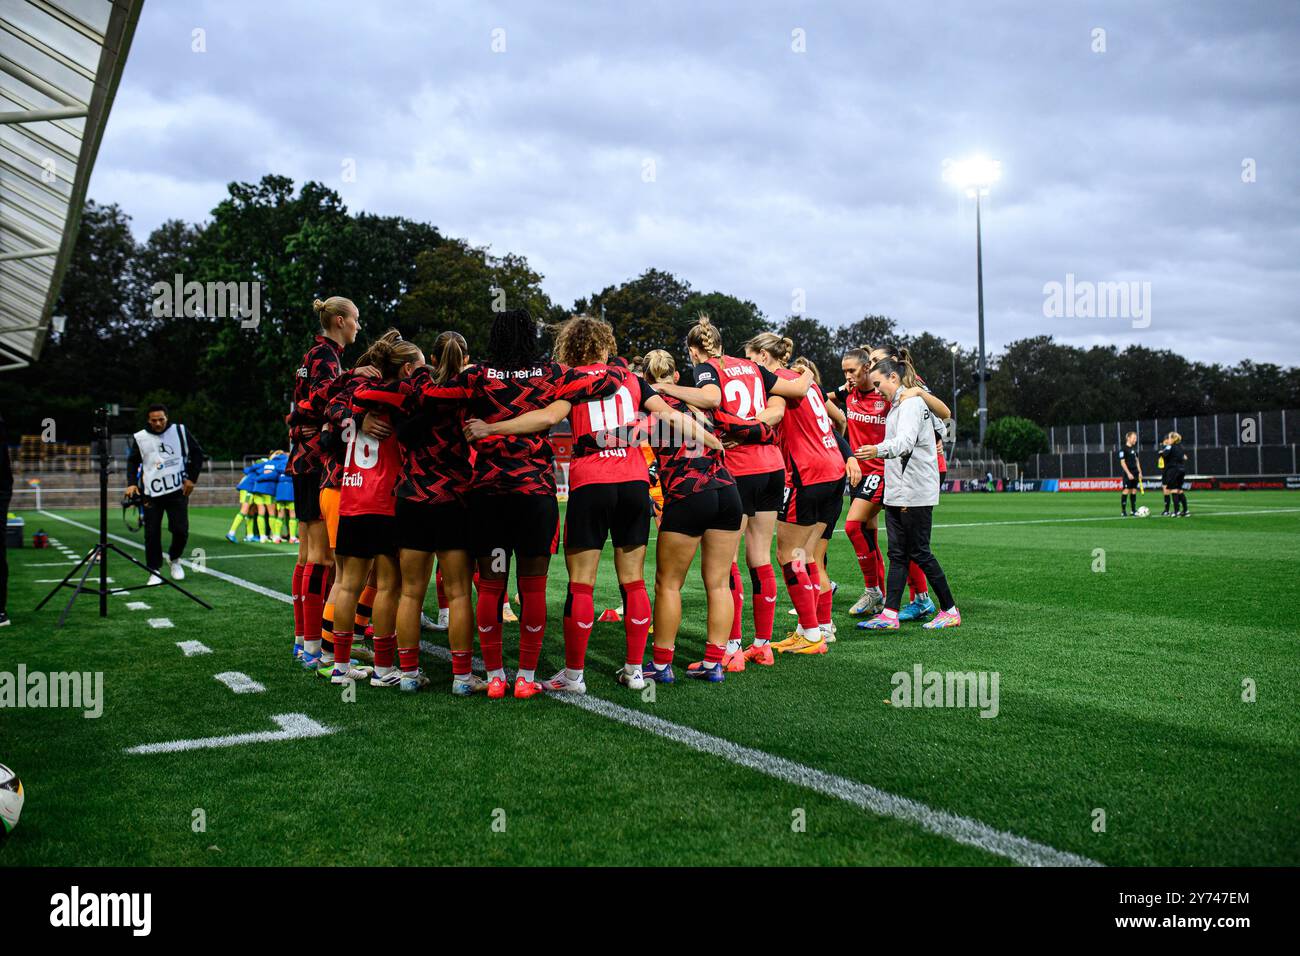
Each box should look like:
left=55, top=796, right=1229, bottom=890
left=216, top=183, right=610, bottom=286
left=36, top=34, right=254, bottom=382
left=363, top=368, right=475, bottom=506
left=650, top=393, right=734, bottom=505
left=828, top=383, right=889, bottom=477
left=416, top=362, right=620, bottom=497
left=319, top=376, right=366, bottom=490
left=287, top=335, right=345, bottom=476
left=774, top=368, right=845, bottom=487
left=692, top=356, right=784, bottom=478
left=568, top=364, right=657, bottom=490
left=338, top=379, right=404, bottom=517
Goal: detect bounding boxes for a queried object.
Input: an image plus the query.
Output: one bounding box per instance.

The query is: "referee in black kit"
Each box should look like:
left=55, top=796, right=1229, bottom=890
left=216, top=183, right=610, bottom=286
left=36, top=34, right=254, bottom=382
left=1117, top=431, right=1142, bottom=516
left=1158, top=431, right=1189, bottom=517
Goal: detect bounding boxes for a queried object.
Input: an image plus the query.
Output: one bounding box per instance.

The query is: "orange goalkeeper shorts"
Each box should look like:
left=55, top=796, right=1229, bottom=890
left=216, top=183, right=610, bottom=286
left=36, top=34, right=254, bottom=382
left=319, top=487, right=341, bottom=549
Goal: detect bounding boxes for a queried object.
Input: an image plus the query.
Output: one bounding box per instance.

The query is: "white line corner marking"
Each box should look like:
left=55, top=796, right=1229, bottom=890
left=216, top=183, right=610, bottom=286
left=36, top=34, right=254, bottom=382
left=175, top=640, right=211, bottom=657
left=213, top=671, right=265, bottom=694
left=124, top=714, right=334, bottom=755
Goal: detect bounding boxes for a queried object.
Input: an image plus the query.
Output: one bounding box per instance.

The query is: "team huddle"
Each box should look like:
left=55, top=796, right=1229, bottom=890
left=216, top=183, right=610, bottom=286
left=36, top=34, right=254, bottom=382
left=283, top=296, right=962, bottom=699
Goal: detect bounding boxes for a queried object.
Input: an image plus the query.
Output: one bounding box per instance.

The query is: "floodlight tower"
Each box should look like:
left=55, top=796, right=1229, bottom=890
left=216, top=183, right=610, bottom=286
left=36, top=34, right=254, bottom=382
left=943, top=156, right=1001, bottom=446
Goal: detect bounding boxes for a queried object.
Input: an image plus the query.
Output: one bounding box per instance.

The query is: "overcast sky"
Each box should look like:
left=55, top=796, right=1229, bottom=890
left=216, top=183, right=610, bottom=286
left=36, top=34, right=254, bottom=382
left=88, top=0, right=1300, bottom=364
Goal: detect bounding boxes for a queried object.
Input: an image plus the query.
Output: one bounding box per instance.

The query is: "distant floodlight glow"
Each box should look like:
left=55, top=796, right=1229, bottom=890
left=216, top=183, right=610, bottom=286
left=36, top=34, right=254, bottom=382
left=943, top=156, right=1001, bottom=197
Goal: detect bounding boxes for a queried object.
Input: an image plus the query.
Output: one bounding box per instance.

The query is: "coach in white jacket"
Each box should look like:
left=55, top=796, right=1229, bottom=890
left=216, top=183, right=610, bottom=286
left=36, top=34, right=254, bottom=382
left=855, top=356, right=961, bottom=630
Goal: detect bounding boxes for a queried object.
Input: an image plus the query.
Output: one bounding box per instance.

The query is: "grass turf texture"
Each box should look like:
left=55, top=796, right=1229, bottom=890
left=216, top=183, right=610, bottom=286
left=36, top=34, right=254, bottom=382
left=1, top=491, right=1297, bottom=866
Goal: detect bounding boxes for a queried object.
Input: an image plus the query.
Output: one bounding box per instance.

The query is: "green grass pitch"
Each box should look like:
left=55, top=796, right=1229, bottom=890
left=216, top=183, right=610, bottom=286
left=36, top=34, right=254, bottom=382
left=2, top=491, right=1297, bottom=866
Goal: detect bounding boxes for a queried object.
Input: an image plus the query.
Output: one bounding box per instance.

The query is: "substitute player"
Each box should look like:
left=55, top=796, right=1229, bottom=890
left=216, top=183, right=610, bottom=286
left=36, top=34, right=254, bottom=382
left=857, top=354, right=961, bottom=630
left=867, top=343, right=952, bottom=622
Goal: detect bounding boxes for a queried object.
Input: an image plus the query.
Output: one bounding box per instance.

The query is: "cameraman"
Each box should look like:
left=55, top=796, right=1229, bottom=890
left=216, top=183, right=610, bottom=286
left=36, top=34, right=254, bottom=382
left=125, top=404, right=206, bottom=585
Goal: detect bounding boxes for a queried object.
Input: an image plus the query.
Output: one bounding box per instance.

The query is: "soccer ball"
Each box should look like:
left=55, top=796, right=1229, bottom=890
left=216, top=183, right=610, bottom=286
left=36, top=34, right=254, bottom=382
left=1135, top=506, right=1150, bottom=517
left=0, top=764, right=24, bottom=837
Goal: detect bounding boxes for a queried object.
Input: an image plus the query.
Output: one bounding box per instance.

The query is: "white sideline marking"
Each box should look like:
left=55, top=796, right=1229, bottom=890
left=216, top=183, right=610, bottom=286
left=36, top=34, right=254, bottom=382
left=42, top=509, right=1098, bottom=864
left=214, top=671, right=265, bottom=694
left=125, top=601, right=151, bottom=610
left=29, top=561, right=76, bottom=567
left=934, top=507, right=1300, bottom=530
left=147, top=618, right=173, bottom=629
left=414, top=641, right=1095, bottom=867
left=564, top=692, right=1100, bottom=867
left=203, top=551, right=298, bottom=561
left=124, top=713, right=333, bottom=755
left=36, top=576, right=113, bottom=583
left=176, top=641, right=211, bottom=657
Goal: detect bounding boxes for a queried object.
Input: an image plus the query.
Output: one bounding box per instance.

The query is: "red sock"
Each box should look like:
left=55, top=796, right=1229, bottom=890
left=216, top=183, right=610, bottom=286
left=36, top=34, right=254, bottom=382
left=291, top=564, right=305, bottom=638
left=563, top=582, right=595, bottom=670
left=908, top=562, right=928, bottom=600
left=813, top=568, right=833, bottom=626
left=729, top=562, right=744, bottom=641
left=844, top=521, right=878, bottom=589
left=704, top=642, right=725, bottom=664
left=302, top=563, right=325, bottom=642
left=517, top=574, right=548, bottom=671
left=476, top=578, right=506, bottom=672
left=398, top=646, right=419, bottom=672
left=374, top=632, right=396, bottom=669
left=436, top=568, right=447, bottom=610
left=873, top=547, right=885, bottom=593
left=781, top=561, right=819, bottom=631
left=652, top=644, right=674, bottom=667
left=332, top=630, right=352, bottom=669
left=750, top=564, right=778, bottom=641
left=620, top=580, right=652, bottom=666
left=451, top=651, right=471, bottom=677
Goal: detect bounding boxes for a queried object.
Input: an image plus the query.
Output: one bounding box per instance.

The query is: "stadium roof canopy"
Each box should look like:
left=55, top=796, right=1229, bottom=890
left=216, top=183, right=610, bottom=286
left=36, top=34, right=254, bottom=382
left=0, top=0, right=142, bottom=371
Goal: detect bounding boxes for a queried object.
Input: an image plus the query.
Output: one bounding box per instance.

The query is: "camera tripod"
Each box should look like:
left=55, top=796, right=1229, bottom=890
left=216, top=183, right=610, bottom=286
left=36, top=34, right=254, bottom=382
left=34, top=406, right=212, bottom=627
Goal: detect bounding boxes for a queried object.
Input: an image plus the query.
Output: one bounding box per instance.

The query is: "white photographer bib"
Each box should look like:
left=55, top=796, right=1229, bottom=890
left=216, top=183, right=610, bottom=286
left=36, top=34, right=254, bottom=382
left=134, top=424, right=188, bottom=497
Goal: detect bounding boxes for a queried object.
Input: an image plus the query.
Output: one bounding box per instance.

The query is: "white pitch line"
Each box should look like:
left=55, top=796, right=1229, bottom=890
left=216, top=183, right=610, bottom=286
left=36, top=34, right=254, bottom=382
left=36, top=576, right=113, bottom=583
left=125, top=601, right=151, bottom=610
left=176, top=640, right=211, bottom=656
left=565, top=692, right=1099, bottom=867
left=213, top=671, right=265, bottom=694
left=124, top=713, right=333, bottom=755
left=38, top=509, right=1098, bottom=864
left=933, top=507, right=1300, bottom=530
left=147, top=618, right=174, bottom=629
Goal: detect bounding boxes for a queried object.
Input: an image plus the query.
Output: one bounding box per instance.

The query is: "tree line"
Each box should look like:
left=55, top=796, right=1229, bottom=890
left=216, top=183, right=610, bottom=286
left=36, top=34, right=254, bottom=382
left=4, top=175, right=1296, bottom=458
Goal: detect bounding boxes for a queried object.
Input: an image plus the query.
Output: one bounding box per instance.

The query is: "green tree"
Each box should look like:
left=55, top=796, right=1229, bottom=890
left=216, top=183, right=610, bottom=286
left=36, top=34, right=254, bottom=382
left=676, top=291, right=770, bottom=359
left=985, top=416, right=1049, bottom=462
left=399, top=238, right=554, bottom=361
left=777, top=315, right=837, bottom=381
left=586, top=268, right=693, bottom=361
